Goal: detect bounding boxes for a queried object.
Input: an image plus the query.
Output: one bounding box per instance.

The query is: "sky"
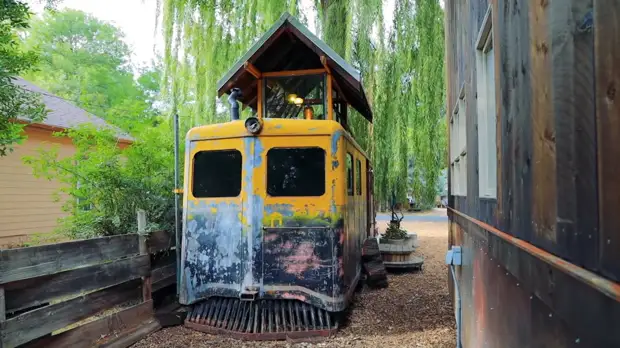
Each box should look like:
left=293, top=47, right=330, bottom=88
left=26, top=0, right=398, bottom=67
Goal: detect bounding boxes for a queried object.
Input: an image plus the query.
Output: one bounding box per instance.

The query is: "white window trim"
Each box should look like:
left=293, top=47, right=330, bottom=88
left=476, top=4, right=497, bottom=199
left=450, top=83, right=467, bottom=197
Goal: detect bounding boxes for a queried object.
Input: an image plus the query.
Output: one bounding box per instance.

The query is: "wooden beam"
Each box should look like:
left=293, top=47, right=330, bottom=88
left=25, top=300, right=154, bottom=348
left=326, top=74, right=334, bottom=121
left=257, top=78, right=263, bottom=118
left=146, top=230, right=174, bottom=254
left=4, top=255, right=149, bottom=313
left=2, top=280, right=142, bottom=348
left=320, top=55, right=332, bottom=74
left=243, top=62, right=262, bottom=79
left=262, top=68, right=325, bottom=78
left=0, top=234, right=140, bottom=284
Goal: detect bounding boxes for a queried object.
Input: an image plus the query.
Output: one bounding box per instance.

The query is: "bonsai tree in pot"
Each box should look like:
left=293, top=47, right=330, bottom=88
left=381, top=193, right=408, bottom=244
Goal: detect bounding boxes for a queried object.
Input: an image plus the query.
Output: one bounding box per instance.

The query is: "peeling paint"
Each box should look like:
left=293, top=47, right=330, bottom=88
left=330, top=130, right=343, bottom=157
left=181, top=120, right=365, bottom=313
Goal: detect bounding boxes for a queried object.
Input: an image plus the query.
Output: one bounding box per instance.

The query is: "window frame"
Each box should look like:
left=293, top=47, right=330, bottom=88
left=191, top=149, right=243, bottom=198
left=450, top=83, right=467, bottom=197
left=476, top=4, right=497, bottom=199
left=266, top=146, right=327, bottom=197
left=355, top=158, right=362, bottom=195
left=346, top=152, right=354, bottom=196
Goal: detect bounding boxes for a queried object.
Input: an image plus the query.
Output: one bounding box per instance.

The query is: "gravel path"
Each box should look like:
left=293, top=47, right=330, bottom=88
left=133, top=219, right=455, bottom=348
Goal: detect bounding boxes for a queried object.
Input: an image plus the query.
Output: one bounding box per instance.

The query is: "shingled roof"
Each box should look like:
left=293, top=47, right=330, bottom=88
left=13, top=77, right=133, bottom=143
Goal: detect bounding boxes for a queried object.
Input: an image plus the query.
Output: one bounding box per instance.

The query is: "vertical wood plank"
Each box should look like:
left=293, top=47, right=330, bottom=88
left=257, top=78, right=263, bottom=118
left=326, top=74, right=333, bottom=121
left=595, top=0, right=620, bottom=281
left=530, top=0, right=557, bottom=246
left=550, top=0, right=598, bottom=267
left=137, top=210, right=152, bottom=302
left=490, top=0, right=502, bottom=228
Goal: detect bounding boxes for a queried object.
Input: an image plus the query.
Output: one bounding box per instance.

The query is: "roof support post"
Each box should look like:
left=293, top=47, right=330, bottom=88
left=326, top=73, right=334, bottom=121
left=257, top=78, right=263, bottom=119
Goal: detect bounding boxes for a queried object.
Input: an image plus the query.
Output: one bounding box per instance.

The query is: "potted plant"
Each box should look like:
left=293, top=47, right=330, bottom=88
left=380, top=202, right=408, bottom=244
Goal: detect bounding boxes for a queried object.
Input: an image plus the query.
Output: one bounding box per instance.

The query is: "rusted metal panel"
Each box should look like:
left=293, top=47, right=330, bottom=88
left=452, top=210, right=620, bottom=347
left=263, top=225, right=345, bottom=311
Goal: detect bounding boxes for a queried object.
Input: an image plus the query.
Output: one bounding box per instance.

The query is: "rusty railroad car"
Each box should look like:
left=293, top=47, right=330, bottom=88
left=179, top=13, right=378, bottom=340
left=444, top=1, right=620, bottom=347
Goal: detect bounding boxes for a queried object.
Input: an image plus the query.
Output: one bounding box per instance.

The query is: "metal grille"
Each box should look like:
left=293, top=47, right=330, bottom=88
left=185, top=297, right=338, bottom=340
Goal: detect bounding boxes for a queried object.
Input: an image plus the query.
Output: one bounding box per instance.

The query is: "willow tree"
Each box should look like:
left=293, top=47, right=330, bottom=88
left=158, top=0, right=445, bottom=209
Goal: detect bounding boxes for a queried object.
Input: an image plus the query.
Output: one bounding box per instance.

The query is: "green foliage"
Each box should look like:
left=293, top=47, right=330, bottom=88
left=383, top=222, right=408, bottom=240
left=21, top=9, right=162, bottom=133
left=0, top=0, right=47, bottom=156
left=23, top=123, right=174, bottom=239
left=158, top=0, right=446, bottom=208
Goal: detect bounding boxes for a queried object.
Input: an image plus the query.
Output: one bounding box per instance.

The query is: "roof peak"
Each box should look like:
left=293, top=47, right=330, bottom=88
left=216, top=11, right=372, bottom=122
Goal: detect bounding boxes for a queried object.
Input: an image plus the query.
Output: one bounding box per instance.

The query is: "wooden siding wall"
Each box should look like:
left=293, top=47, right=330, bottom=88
left=0, top=127, right=75, bottom=246
left=446, top=0, right=619, bottom=281
left=445, top=0, right=620, bottom=346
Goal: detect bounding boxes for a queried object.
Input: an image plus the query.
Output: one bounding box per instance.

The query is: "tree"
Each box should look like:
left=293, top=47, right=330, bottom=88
left=158, top=0, right=446, bottom=209
left=0, top=0, right=47, bottom=156
left=21, top=9, right=161, bottom=133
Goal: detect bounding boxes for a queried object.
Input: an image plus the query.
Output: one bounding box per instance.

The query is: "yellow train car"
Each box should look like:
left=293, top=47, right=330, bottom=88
left=180, top=12, right=379, bottom=340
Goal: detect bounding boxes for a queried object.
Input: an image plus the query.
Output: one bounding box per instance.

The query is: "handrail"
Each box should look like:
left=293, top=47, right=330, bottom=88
left=448, top=207, right=620, bottom=303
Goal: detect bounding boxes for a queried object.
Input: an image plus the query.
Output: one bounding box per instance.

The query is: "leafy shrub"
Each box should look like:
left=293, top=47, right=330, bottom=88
left=23, top=123, right=175, bottom=239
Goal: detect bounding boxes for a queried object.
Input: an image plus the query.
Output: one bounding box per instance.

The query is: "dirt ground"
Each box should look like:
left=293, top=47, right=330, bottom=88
left=133, top=211, right=455, bottom=348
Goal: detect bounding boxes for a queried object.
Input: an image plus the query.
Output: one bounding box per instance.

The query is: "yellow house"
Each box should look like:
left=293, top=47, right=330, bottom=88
left=0, top=78, right=133, bottom=247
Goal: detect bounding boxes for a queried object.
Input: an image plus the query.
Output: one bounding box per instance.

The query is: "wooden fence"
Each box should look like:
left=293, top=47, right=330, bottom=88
left=0, top=228, right=177, bottom=348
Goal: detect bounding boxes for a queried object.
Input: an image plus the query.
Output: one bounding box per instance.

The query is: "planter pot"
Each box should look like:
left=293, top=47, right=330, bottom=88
left=382, top=238, right=406, bottom=245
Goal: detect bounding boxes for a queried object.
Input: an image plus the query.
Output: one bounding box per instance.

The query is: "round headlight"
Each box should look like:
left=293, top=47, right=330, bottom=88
left=244, top=116, right=262, bottom=135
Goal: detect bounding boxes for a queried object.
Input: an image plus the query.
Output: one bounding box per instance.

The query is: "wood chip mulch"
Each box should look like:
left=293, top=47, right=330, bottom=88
left=132, top=219, right=455, bottom=348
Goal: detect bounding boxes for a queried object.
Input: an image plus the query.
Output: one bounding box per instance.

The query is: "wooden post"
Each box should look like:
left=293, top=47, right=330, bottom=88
left=0, top=286, right=5, bottom=348
left=326, top=74, right=334, bottom=121
left=137, top=210, right=152, bottom=302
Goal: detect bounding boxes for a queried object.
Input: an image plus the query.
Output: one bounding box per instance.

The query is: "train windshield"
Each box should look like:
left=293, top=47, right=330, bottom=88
left=192, top=149, right=242, bottom=198
left=267, top=147, right=325, bottom=197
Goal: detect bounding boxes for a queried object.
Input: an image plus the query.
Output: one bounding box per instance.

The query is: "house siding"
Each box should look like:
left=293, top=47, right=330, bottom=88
left=0, top=126, right=75, bottom=247
left=446, top=0, right=620, bottom=346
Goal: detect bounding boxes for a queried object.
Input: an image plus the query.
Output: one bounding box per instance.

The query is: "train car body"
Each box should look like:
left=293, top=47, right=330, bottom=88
left=178, top=12, right=379, bottom=339
left=180, top=118, right=371, bottom=311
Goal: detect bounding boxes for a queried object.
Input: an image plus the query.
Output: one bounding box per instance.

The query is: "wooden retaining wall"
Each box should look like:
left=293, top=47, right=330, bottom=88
left=0, top=230, right=177, bottom=348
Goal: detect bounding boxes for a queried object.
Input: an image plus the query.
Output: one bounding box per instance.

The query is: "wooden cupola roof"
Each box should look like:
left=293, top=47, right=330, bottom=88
left=216, top=12, right=373, bottom=123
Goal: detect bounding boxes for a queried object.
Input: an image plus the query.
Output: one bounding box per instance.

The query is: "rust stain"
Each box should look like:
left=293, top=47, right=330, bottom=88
left=449, top=208, right=620, bottom=303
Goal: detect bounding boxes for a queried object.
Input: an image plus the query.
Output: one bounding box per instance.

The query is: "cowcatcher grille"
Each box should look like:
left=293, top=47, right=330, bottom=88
left=185, top=297, right=339, bottom=341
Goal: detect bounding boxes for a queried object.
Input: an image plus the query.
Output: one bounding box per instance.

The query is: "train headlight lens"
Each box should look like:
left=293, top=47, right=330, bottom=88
left=244, top=116, right=262, bottom=134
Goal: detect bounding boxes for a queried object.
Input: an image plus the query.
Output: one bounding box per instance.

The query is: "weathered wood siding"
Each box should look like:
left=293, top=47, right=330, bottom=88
left=445, top=0, right=620, bottom=346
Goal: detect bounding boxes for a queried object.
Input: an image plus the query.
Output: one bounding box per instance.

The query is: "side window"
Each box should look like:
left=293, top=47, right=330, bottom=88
left=192, top=150, right=242, bottom=198
left=355, top=158, right=362, bottom=195
left=346, top=153, right=353, bottom=196
left=267, top=147, right=326, bottom=196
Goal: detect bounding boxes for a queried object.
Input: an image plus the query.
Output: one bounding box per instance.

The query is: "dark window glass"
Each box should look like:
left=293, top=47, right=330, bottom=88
left=356, top=159, right=362, bottom=195
left=192, top=150, right=242, bottom=198
left=346, top=153, right=353, bottom=196
left=267, top=147, right=325, bottom=196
